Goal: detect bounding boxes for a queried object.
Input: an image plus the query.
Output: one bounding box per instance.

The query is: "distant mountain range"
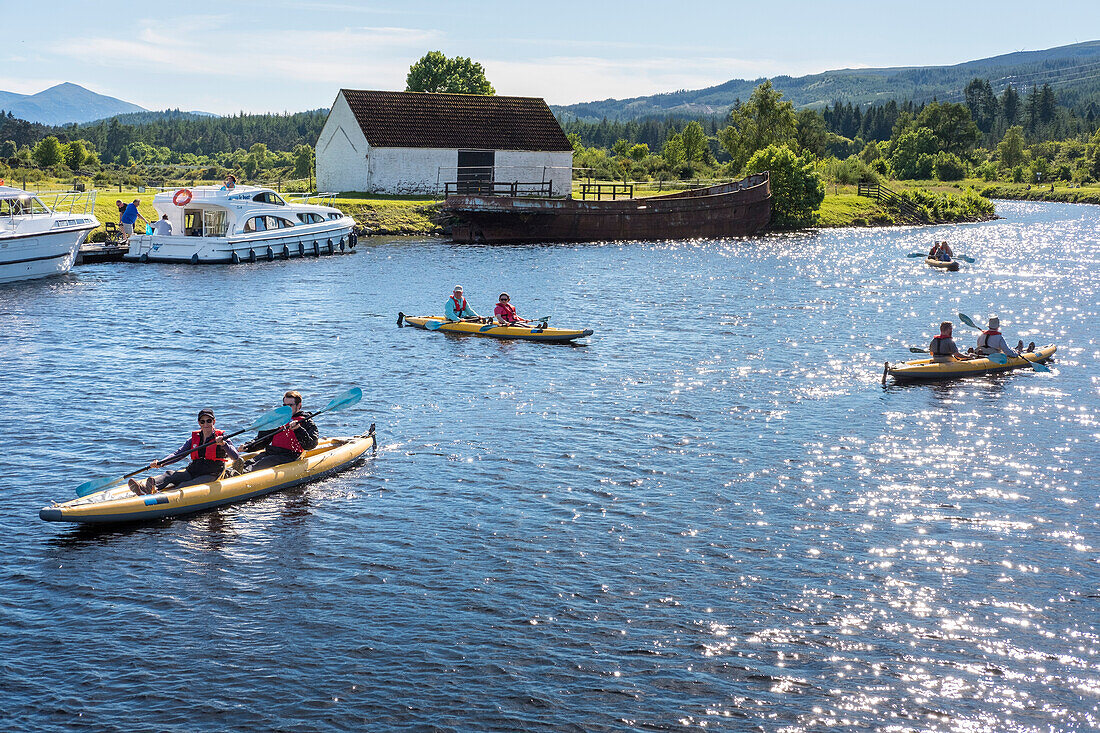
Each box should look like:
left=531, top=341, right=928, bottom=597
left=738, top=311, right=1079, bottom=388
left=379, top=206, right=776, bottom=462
left=553, top=40, right=1100, bottom=121
left=0, top=83, right=146, bottom=125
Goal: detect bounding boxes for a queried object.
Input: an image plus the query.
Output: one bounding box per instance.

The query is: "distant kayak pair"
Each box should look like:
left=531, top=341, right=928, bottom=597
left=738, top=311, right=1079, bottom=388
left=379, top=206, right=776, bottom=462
left=398, top=313, right=593, bottom=343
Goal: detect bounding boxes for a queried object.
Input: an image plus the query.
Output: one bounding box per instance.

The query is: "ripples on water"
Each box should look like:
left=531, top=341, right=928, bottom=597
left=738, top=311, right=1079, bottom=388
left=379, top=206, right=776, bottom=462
left=1, top=201, right=1097, bottom=730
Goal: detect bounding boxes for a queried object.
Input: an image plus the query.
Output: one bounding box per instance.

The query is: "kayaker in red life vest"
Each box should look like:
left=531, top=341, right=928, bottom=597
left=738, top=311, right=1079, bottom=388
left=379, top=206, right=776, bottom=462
left=131, top=408, right=241, bottom=495
left=973, top=316, right=1021, bottom=358
left=445, top=285, right=484, bottom=322
left=493, top=293, right=530, bottom=325
left=929, top=321, right=975, bottom=363
left=241, top=390, right=319, bottom=472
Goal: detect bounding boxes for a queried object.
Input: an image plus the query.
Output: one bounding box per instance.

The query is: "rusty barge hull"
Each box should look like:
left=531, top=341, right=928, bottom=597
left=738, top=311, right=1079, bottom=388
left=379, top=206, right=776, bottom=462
left=446, top=173, right=772, bottom=243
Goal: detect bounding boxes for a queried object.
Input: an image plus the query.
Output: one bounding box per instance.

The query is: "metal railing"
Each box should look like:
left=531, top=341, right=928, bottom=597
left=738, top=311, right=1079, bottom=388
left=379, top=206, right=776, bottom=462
left=578, top=181, right=634, bottom=201
left=856, top=180, right=926, bottom=223
left=444, top=181, right=554, bottom=197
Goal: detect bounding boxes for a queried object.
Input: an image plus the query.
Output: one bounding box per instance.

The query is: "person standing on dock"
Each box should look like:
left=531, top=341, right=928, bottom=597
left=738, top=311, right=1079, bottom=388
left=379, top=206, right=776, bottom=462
left=119, top=199, right=148, bottom=242
left=445, top=286, right=481, bottom=322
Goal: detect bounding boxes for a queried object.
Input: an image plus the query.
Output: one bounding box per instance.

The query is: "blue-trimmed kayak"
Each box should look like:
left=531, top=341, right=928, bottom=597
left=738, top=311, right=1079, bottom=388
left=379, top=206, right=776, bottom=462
left=885, top=345, right=1055, bottom=383
left=40, top=428, right=375, bottom=524
left=398, top=313, right=592, bottom=343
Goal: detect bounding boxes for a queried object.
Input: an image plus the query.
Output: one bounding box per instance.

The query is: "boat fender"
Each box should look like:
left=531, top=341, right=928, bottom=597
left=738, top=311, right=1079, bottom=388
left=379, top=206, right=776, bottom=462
left=266, top=247, right=274, bottom=261
left=349, top=231, right=358, bottom=247
left=190, top=253, right=199, bottom=265
left=172, top=188, right=193, bottom=207
left=248, top=248, right=256, bottom=263
left=139, top=252, right=149, bottom=263
left=281, top=244, right=289, bottom=259
left=298, top=242, right=305, bottom=257
left=231, top=251, right=241, bottom=264
left=312, top=240, right=320, bottom=257
left=397, top=312, right=405, bottom=328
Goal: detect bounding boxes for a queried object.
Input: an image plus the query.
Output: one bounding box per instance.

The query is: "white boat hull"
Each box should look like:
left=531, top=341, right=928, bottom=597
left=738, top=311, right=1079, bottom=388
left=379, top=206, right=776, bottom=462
left=0, top=225, right=97, bottom=284
left=124, top=219, right=356, bottom=263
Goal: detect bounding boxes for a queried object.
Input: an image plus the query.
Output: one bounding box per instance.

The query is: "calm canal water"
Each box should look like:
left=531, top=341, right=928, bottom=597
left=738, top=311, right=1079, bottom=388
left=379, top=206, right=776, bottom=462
left=2, top=200, right=1097, bottom=731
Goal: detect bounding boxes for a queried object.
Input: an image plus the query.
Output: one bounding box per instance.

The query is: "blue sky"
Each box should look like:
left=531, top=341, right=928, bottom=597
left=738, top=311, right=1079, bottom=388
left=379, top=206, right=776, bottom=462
left=2, top=0, right=1098, bottom=114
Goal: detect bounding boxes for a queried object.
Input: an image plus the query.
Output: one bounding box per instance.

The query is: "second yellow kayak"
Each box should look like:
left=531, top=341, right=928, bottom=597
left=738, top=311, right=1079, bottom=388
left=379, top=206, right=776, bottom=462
left=398, top=313, right=593, bottom=343
left=885, top=345, right=1056, bottom=383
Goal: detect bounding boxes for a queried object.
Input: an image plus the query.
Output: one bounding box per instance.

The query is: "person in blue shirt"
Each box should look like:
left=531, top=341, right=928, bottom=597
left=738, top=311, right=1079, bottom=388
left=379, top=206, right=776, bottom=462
left=445, top=285, right=482, bottom=322
left=119, top=199, right=148, bottom=241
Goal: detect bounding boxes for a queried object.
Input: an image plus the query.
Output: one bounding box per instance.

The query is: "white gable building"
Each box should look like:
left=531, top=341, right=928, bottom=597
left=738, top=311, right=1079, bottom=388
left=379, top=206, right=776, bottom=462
left=316, top=90, right=574, bottom=196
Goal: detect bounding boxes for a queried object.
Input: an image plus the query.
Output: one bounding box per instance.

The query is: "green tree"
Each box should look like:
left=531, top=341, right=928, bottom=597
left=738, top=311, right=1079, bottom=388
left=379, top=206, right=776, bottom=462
left=718, top=81, right=797, bottom=171
left=931, top=151, right=966, bottom=181
left=964, top=78, right=998, bottom=134
left=661, top=133, right=685, bottom=166
left=914, top=102, right=980, bottom=156
left=406, top=51, right=495, bottom=94
left=63, top=140, right=87, bottom=170
left=680, top=120, right=708, bottom=163
left=795, top=109, right=828, bottom=158
left=292, top=144, right=313, bottom=178
left=628, top=143, right=649, bottom=161
left=997, top=125, right=1027, bottom=168
left=0, top=140, right=15, bottom=159
left=1085, top=127, right=1100, bottom=179
left=743, top=144, right=824, bottom=229
left=889, top=127, right=937, bottom=179
left=32, top=136, right=63, bottom=167
left=611, top=138, right=630, bottom=157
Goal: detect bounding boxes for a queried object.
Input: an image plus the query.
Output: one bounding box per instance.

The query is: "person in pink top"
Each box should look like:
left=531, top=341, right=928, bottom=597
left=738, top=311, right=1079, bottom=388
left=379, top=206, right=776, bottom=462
left=494, top=293, right=530, bottom=325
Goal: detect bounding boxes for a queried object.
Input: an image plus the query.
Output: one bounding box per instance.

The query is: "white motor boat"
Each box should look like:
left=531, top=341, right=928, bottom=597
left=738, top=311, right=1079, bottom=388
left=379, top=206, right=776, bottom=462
left=0, top=187, right=99, bottom=284
left=125, top=186, right=357, bottom=264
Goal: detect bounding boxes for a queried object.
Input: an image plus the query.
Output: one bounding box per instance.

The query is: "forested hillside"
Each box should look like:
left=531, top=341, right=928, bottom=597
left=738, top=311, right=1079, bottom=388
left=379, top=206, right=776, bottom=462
left=555, top=40, right=1100, bottom=121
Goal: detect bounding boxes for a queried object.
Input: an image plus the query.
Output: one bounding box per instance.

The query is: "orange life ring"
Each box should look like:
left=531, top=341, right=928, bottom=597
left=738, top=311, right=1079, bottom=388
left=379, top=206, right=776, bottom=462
left=173, top=188, right=193, bottom=206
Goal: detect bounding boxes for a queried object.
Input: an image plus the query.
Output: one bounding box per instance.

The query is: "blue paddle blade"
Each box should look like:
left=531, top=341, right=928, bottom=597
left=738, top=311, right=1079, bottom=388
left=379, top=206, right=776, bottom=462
left=75, top=475, right=122, bottom=498
left=907, top=252, right=927, bottom=258
left=1028, top=359, right=1050, bottom=372
left=479, top=323, right=499, bottom=332
left=958, top=312, right=982, bottom=330
left=956, top=255, right=976, bottom=263
left=986, top=352, right=1009, bottom=364
left=250, top=405, right=293, bottom=431
left=426, top=319, right=445, bottom=330
left=323, top=387, right=363, bottom=413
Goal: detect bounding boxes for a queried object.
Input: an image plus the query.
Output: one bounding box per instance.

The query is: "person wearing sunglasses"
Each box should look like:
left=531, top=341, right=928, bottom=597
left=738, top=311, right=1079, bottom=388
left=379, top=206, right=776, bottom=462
left=131, top=408, right=241, bottom=495
left=241, top=390, right=319, bottom=472
left=493, top=292, right=530, bottom=325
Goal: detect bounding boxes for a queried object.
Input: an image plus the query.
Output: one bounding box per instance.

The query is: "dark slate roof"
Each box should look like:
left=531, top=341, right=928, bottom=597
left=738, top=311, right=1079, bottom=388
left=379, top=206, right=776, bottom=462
left=339, top=90, right=572, bottom=152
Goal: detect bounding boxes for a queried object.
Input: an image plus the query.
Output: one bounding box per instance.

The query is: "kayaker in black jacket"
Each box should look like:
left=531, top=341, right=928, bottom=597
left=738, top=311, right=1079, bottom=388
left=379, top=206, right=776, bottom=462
left=242, top=390, right=319, bottom=472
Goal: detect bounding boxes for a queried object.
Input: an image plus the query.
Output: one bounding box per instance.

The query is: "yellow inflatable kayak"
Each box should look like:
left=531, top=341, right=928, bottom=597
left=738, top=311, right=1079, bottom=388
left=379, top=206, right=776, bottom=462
left=884, top=345, right=1055, bottom=383
left=40, top=428, right=375, bottom=524
left=398, top=313, right=593, bottom=343
left=925, top=257, right=960, bottom=271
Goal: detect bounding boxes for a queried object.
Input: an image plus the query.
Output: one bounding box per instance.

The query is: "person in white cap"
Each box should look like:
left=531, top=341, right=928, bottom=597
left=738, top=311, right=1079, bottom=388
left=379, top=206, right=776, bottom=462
left=444, top=285, right=482, bottom=322
left=974, top=316, right=1020, bottom=357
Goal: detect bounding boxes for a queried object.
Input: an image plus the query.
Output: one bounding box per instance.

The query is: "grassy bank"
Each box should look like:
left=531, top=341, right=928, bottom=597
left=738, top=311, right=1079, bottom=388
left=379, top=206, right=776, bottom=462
left=972, top=180, right=1100, bottom=205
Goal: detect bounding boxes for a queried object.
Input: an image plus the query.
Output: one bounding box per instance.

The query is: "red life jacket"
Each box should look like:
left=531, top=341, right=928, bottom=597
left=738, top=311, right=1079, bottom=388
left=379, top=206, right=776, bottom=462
left=270, top=414, right=304, bottom=453
left=190, top=430, right=227, bottom=462
left=931, top=334, right=953, bottom=355
left=496, top=301, right=517, bottom=322
left=977, top=329, right=1001, bottom=349
left=450, top=294, right=470, bottom=316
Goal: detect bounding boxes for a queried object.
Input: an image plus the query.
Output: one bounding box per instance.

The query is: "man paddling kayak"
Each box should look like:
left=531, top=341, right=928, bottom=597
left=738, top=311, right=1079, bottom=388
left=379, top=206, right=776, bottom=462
left=445, top=285, right=483, bottom=322
left=132, top=409, right=241, bottom=494
left=242, top=390, right=318, bottom=472
left=929, top=321, right=975, bottom=363
left=972, top=316, right=1022, bottom=358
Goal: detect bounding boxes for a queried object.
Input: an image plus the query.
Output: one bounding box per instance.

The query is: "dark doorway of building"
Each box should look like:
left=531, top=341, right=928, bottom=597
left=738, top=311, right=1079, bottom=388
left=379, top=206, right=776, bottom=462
left=457, top=150, right=495, bottom=193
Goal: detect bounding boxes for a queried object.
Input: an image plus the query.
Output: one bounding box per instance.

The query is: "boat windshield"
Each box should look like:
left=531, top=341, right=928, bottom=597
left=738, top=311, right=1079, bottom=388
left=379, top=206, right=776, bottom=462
left=252, top=191, right=286, bottom=206
left=0, top=196, right=50, bottom=216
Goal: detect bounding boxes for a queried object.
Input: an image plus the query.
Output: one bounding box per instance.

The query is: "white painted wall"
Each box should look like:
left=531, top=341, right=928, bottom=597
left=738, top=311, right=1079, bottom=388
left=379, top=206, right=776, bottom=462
left=316, top=93, right=370, bottom=193
left=316, top=91, right=574, bottom=195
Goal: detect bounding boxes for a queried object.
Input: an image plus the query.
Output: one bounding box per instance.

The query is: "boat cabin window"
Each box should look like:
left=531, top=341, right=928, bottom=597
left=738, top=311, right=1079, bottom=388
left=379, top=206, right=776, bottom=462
left=1, top=196, right=49, bottom=216
left=203, top=210, right=228, bottom=237
left=327, top=212, right=341, bottom=220
left=184, top=209, right=203, bottom=236
left=243, top=215, right=294, bottom=233
left=252, top=192, right=286, bottom=206
left=296, top=212, right=324, bottom=224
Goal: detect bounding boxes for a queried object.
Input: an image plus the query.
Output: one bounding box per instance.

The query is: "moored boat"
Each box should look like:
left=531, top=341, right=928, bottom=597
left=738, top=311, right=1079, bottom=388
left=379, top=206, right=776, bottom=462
left=445, top=172, right=771, bottom=243
left=398, top=313, right=592, bottom=343
left=40, top=428, right=375, bottom=524
left=884, top=345, right=1055, bottom=383
left=124, top=186, right=356, bottom=264
left=0, top=186, right=99, bottom=284
left=925, top=256, right=960, bottom=271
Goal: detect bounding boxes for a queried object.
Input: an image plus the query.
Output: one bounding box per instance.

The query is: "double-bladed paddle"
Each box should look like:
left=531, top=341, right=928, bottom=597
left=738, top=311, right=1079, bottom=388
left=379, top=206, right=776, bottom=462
left=907, top=252, right=975, bottom=263
left=74, top=405, right=294, bottom=497
left=478, top=317, right=550, bottom=332
left=241, top=387, right=364, bottom=451
left=957, top=312, right=1047, bottom=371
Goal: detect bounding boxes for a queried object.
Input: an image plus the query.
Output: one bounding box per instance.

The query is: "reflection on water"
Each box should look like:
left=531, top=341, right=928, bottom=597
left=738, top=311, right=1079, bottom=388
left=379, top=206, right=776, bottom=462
left=1, top=201, right=1097, bottom=730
